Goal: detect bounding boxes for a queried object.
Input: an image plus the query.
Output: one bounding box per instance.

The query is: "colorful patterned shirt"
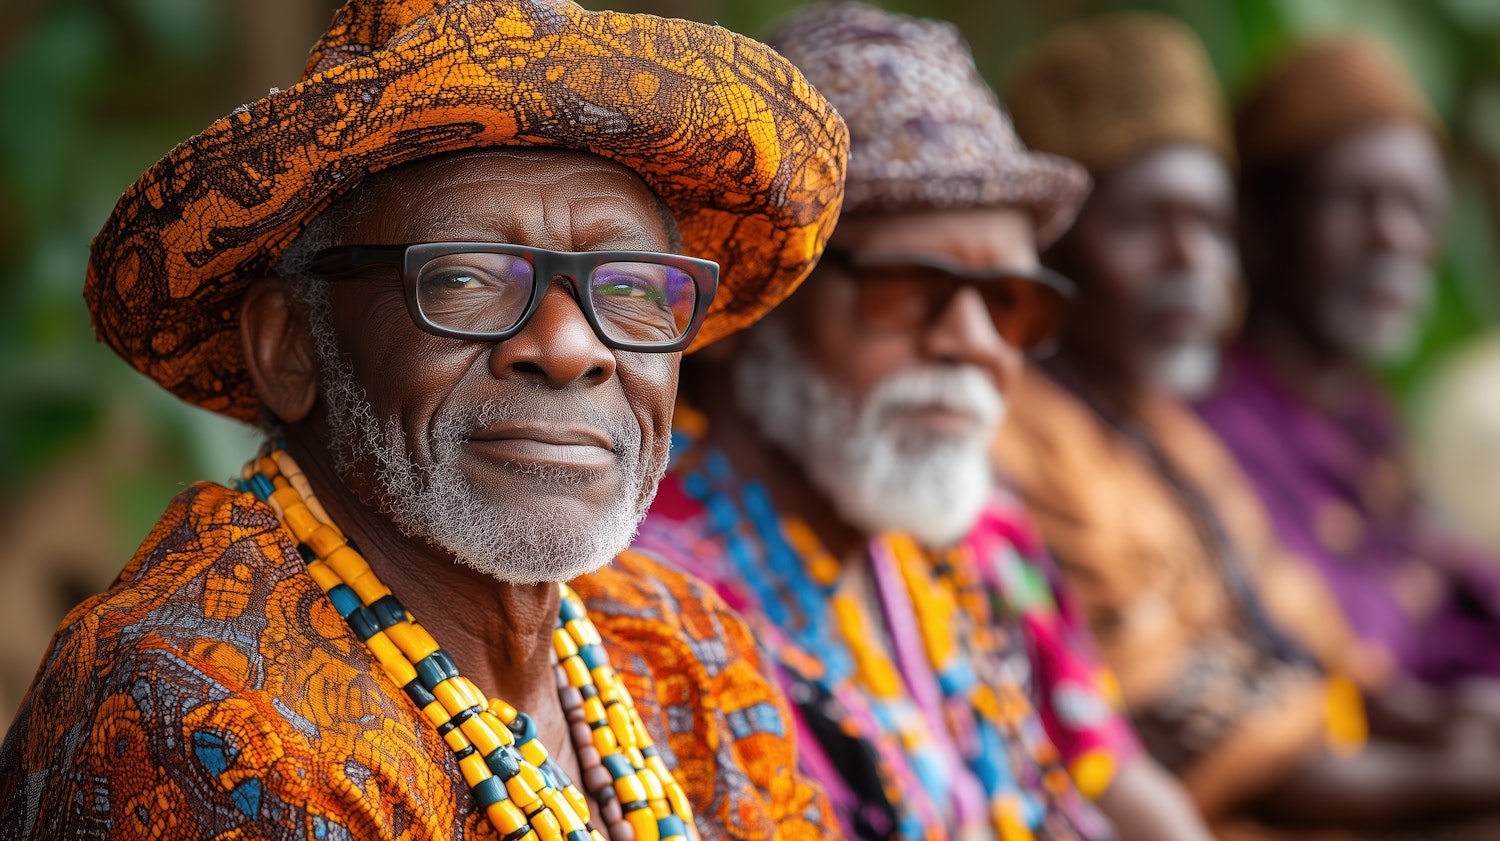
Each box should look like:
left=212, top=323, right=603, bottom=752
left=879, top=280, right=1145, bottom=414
left=0, top=482, right=836, bottom=840
left=634, top=417, right=1138, bottom=841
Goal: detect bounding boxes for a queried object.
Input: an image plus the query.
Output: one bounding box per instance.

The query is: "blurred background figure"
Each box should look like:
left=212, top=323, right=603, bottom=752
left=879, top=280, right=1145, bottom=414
left=999, top=14, right=1500, bottom=839
left=638, top=5, right=1213, bottom=839
left=1197, top=37, right=1500, bottom=688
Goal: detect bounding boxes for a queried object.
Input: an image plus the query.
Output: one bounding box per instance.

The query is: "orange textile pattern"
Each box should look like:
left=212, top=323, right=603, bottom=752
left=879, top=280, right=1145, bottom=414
left=0, top=482, right=838, bottom=840
left=84, top=0, right=848, bottom=422
left=994, top=368, right=1345, bottom=819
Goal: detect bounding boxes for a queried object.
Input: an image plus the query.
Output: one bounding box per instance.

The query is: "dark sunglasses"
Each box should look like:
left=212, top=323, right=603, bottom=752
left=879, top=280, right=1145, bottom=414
left=821, top=247, right=1074, bottom=355
left=309, top=242, right=719, bottom=353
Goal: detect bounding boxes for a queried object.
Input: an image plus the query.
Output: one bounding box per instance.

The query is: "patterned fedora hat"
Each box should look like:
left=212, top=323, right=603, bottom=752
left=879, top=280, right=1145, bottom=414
left=85, top=0, right=849, bottom=422
left=766, top=1, right=1087, bottom=247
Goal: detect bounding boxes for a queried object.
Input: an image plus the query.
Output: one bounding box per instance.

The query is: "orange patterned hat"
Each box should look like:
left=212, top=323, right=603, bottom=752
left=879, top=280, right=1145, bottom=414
left=85, top=0, right=849, bottom=422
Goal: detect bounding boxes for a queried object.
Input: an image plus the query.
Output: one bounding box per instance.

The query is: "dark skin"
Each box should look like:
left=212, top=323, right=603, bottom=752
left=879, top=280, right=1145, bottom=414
left=1047, top=143, right=1237, bottom=412
left=1240, top=122, right=1449, bottom=411
left=1046, top=141, right=1500, bottom=830
left=689, top=207, right=1213, bottom=841
left=240, top=149, right=680, bottom=833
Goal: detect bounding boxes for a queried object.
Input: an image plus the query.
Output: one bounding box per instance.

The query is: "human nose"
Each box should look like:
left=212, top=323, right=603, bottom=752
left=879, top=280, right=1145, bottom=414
left=1368, top=194, right=1434, bottom=258
left=922, top=285, right=1020, bottom=391
left=487, top=279, right=617, bottom=388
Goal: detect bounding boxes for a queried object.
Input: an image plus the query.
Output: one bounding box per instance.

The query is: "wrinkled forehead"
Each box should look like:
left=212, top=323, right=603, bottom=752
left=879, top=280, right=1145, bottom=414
left=325, top=148, right=678, bottom=249
left=829, top=206, right=1040, bottom=272
left=1304, top=122, right=1447, bottom=195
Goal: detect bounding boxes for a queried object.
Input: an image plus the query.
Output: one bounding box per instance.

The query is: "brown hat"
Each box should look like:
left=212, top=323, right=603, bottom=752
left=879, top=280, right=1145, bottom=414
left=85, top=0, right=849, bottom=422
left=1005, top=13, right=1233, bottom=175
left=1236, top=34, right=1440, bottom=171
left=766, top=1, right=1088, bottom=246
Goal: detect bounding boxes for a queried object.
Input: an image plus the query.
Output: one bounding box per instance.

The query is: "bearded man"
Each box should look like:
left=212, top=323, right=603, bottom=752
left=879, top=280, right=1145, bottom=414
left=999, top=15, right=1500, bottom=839
left=1195, top=36, right=1500, bottom=687
left=634, top=5, right=1211, bottom=841
left=0, top=1, right=850, bottom=838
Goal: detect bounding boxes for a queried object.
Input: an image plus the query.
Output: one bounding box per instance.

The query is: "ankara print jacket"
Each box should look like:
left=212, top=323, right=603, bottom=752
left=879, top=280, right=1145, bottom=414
left=0, top=482, right=835, bottom=841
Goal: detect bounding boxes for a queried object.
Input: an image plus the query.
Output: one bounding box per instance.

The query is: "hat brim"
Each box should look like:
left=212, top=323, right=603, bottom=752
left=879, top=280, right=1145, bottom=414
left=85, top=1, right=847, bottom=422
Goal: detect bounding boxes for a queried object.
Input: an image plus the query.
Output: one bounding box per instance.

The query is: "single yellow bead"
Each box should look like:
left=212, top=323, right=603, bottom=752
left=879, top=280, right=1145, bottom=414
left=562, top=657, right=592, bottom=689
left=479, top=711, right=515, bottom=744
left=591, top=723, right=619, bottom=754
left=347, top=568, right=390, bottom=606
left=565, top=619, right=601, bottom=647
left=452, top=676, right=488, bottom=711
left=606, top=705, right=636, bottom=748
left=307, top=524, right=346, bottom=558
left=385, top=622, right=440, bottom=664
left=553, top=629, right=579, bottom=659
left=377, top=652, right=418, bottom=689
left=613, top=774, right=648, bottom=805
left=324, top=544, right=370, bottom=584
left=519, top=738, right=548, bottom=767
left=487, top=800, right=529, bottom=835
left=363, top=632, right=406, bottom=672
left=626, top=806, right=660, bottom=841
left=488, top=699, right=518, bottom=723
left=541, top=788, right=586, bottom=834
left=442, top=724, right=472, bottom=754
left=257, top=456, right=280, bottom=479
left=421, top=700, right=450, bottom=729
left=460, top=715, right=505, bottom=758
left=624, top=747, right=645, bottom=769
left=581, top=697, right=606, bottom=724
left=459, top=751, right=492, bottom=787
left=637, top=767, right=665, bottom=802
left=282, top=502, right=322, bottom=543
left=589, top=665, right=617, bottom=688
left=304, top=561, right=341, bottom=593
left=530, top=806, right=564, bottom=841
left=518, top=762, right=547, bottom=794
left=433, top=679, right=472, bottom=715
left=563, top=785, right=591, bottom=824
left=504, top=773, right=540, bottom=810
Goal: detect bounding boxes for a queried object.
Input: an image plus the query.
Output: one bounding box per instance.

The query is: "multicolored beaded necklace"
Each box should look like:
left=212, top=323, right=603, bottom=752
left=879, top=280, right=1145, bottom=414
left=238, top=448, right=697, bottom=841
left=665, top=407, right=1107, bottom=841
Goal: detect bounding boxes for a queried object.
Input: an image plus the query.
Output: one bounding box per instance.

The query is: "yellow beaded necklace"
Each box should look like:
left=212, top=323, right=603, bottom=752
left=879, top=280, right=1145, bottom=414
left=240, top=448, right=697, bottom=841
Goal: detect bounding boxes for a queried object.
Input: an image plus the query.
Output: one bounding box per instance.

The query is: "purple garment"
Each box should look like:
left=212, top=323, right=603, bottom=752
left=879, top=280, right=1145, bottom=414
left=1196, top=343, right=1500, bottom=685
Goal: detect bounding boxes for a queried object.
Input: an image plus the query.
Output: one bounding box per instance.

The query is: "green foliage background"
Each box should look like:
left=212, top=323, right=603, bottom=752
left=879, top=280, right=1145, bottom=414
left=3, top=0, right=1499, bottom=563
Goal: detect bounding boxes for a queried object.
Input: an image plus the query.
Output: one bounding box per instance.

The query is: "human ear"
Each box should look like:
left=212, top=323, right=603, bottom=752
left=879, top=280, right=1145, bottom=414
left=240, top=278, right=319, bottom=425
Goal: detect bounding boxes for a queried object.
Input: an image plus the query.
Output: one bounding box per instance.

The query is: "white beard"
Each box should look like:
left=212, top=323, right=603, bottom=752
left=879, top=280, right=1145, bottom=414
left=1320, top=253, right=1434, bottom=364
left=1147, top=342, right=1222, bottom=400
left=734, top=320, right=1004, bottom=547
left=308, top=298, right=665, bottom=585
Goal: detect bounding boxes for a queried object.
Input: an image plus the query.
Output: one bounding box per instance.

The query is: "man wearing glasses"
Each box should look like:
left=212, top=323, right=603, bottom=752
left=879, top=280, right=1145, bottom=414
left=0, top=0, right=849, bottom=837
left=633, top=5, right=1209, bottom=841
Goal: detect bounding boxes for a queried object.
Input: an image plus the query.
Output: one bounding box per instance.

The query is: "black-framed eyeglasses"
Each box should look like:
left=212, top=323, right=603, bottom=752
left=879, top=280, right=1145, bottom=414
left=309, top=242, right=719, bottom=353
left=821, top=247, right=1075, bottom=356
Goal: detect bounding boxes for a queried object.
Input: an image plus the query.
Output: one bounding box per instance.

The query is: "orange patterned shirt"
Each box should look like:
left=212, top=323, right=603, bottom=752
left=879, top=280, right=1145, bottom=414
left=0, top=482, right=835, bottom=840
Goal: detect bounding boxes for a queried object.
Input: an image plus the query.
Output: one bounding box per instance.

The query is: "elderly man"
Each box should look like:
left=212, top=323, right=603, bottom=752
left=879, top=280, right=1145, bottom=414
left=1195, top=36, right=1500, bottom=688
left=999, top=15, right=1500, bottom=838
left=0, top=1, right=849, bottom=838
left=635, top=5, right=1210, bottom=841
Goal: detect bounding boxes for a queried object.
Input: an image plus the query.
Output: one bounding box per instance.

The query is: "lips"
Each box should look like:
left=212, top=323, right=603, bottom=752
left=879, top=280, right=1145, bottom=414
left=466, top=423, right=618, bottom=470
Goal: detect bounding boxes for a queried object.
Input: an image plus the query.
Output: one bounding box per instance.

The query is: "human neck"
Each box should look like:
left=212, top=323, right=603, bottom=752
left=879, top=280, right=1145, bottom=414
left=281, top=424, right=561, bottom=717
left=1241, top=312, right=1369, bottom=414
left=688, top=370, right=867, bottom=563
left=1051, top=342, right=1156, bottom=421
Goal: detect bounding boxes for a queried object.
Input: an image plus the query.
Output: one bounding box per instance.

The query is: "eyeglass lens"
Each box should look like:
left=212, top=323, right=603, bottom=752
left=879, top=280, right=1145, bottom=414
left=855, top=266, right=1063, bottom=350
left=413, top=251, right=700, bottom=344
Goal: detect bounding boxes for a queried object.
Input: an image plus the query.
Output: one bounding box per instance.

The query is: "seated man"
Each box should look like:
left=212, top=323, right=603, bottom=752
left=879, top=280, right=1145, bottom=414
left=1197, top=35, right=1500, bottom=687
left=636, top=5, right=1210, bottom=841
left=0, top=1, right=850, bottom=837
left=999, top=14, right=1500, bottom=836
